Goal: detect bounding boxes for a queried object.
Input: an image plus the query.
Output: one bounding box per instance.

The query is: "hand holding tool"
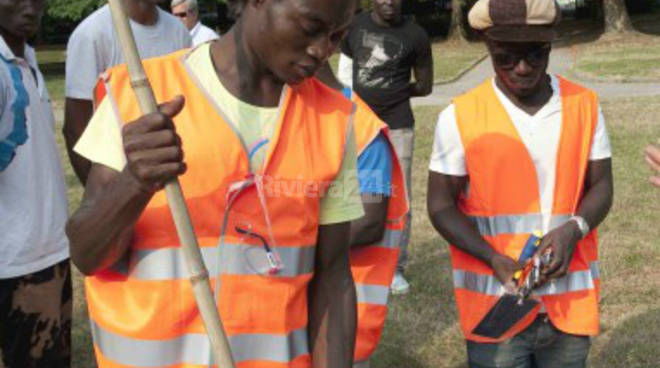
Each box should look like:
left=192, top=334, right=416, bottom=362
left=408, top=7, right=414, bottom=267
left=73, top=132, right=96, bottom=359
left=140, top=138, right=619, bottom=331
left=471, top=232, right=544, bottom=339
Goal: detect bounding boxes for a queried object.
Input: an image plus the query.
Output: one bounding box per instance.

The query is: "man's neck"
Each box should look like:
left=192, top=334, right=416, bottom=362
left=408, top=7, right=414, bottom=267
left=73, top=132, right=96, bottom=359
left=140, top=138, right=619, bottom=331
left=0, top=29, right=25, bottom=58
left=190, top=20, right=200, bottom=31
left=121, top=0, right=159, bottom=26
left=370, top=11, right=400, bottom=27
left=495, top=75, right=553, bottom=116
left=209, top=23, right=284, bottom=108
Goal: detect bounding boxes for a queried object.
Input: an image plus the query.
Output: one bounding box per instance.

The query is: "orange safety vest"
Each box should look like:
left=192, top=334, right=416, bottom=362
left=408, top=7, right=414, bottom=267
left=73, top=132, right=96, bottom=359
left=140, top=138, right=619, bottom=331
left=87, top=50, right=357, bottom=368
left=452, top=77, right=601, bottom=343
left=349, top=93, right=408, bottom=363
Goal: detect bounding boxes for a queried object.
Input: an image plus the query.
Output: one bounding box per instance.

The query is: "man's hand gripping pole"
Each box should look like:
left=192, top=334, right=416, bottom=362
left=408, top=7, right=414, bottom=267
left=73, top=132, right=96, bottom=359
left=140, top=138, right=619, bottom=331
left=107, top=1, right=236, bottom=366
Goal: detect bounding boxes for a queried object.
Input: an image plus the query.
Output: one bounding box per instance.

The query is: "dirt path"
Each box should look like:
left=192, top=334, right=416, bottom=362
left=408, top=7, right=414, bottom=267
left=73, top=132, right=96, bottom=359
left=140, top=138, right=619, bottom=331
left=413, top=46, right=660, bottom=107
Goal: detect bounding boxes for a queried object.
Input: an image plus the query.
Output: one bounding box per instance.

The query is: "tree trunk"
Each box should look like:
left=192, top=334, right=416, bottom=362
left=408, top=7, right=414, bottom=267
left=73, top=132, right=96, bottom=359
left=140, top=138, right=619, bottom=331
left=603, top=0, right=633, bottom=33
left=447, top=0, right=469, bottom=41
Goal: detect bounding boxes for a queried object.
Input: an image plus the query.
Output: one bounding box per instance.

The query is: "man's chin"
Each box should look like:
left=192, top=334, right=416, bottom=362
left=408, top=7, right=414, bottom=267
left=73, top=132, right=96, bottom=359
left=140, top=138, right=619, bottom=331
left=509, top=80, right=544, bottom=97
left=287, top=77, right=312, bottom=87
left=18, top=24, right=39, bottom=38
left=512, top=86, right=538, bottom=97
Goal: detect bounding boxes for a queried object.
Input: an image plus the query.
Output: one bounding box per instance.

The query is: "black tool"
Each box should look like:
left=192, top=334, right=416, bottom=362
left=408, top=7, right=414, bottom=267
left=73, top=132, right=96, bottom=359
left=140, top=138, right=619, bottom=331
left=471, top=234, right=546, bottom=339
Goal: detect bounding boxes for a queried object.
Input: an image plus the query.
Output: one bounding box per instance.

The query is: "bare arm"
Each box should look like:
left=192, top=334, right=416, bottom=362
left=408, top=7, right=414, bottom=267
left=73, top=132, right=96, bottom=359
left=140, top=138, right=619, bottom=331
left=644, top=144, right=660, bottom=187
left=349, top=193, right=389, bottom=247
left=409, top=35, right=433, bottom=97
left=308, top=222, right=357, bottom=368
left=576, top=158, right=614, bottom=230
left=66, top=165, right=149, bottom=275
left=427, top=171, right=520, bottom=286
left=63, top=97, right=94, bottom=183
left=66, top=97, right=187, bottom=275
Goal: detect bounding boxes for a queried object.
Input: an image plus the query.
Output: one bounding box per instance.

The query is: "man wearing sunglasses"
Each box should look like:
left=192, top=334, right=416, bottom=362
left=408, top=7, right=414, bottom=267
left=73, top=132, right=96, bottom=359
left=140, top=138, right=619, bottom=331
left=427, top=0, right=613, bottom=367
left=171, top=0, right=220, bottom=46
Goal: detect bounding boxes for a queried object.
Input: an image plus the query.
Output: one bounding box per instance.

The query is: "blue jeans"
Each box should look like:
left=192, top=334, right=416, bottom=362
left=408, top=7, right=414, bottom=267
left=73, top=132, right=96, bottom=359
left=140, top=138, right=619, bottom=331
left=467, top=315, right=590, bottom=368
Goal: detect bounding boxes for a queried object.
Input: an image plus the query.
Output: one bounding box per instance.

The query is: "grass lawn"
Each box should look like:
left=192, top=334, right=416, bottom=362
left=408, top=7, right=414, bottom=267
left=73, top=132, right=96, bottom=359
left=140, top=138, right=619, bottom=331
left=574, top=34, right=660, bottom=82
left=35, top=45, right=67, bottom=64
left=37, top=47, right=66, bottom=102
left=41, top=49, right=658, bottom=366
left=431, top=41, right=486, bottom=83
left=573, top=13, right=660, bottom=83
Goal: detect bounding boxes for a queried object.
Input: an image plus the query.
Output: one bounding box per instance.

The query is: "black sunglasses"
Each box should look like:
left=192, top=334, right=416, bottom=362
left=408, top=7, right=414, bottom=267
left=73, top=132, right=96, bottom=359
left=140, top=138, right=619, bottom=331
left=490, top=45, right=551, bottom=70
left=174, top=11, right=188, bottom=18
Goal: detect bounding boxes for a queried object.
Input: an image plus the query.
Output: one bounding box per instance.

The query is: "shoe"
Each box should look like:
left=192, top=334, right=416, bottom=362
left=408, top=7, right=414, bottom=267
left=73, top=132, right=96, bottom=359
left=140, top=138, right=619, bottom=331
left=390, top=272, right=410, bottom=295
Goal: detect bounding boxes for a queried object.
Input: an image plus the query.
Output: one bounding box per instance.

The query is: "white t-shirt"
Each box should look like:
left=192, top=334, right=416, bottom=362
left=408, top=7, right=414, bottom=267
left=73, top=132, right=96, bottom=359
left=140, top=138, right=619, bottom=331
left=190, top=22, right=219, bottom=47
left=0, top=37, right=69, bottom=278
left=65, top=4, right=192, bottom=100
left=429, top=75, right=612, bottom=233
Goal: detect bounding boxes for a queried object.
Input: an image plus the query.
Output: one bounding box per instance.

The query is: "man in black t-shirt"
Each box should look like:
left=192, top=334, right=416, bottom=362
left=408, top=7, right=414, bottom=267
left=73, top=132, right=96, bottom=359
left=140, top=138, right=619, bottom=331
left=338, top=0, right=433, bottom=296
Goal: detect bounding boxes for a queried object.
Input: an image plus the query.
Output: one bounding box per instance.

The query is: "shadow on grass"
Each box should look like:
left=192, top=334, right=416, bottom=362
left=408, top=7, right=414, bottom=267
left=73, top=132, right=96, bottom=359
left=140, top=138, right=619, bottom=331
left=72, top=269, right=96, bottom=368
left=632, top=13, right=660, bottom=36
left=553, top=14, right=660, bottom=49
left=371, top=237, right=466, bottom=368
left=591, top=309, right=660, bottom=368
left=554, top=19, right=604, bottom=48
left=39, top=62, right=65, bottom=77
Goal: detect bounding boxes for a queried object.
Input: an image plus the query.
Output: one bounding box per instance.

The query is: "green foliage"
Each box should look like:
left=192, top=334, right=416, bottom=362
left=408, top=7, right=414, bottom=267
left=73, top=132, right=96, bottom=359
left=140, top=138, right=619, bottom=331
left=46, top=0, right=106, bottom=22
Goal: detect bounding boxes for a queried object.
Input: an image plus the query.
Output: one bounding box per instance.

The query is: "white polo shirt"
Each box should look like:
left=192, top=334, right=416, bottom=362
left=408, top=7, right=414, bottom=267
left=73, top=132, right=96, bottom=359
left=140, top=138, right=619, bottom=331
left=65, top=4, right=192, bottom=100
left=429, top=75, right=612, bottom=234
left=0, top=37, right=69, bottom=278
left=190, top=22, right=219, bottom=47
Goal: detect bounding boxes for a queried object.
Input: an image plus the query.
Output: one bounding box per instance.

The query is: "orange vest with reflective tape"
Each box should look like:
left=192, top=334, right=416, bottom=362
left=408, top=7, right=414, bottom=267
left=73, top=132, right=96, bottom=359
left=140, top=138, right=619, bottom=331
left=452, top=77, right=600, bottom=343
left=87, top=50, right=356, bottom=368
left=350, top=94, right=408, bottom=363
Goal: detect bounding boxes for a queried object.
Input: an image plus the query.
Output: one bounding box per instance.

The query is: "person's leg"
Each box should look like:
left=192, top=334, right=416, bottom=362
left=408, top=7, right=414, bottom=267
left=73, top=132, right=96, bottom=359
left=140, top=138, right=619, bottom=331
left=466, top=337, right=534, bottom=368
left=0, top=260, right=72, bottom=368
left=388, top=127, right=414, bottom=293
left=466, top=316, right=547, bottom=368
left=0, top=275, right=18, bottom=367
left=532, top=318, right=590, bottom=368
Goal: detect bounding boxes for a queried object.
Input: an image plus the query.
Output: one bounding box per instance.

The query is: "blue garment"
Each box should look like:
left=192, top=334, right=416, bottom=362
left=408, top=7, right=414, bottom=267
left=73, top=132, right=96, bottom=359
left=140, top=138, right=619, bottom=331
left=358, top=132, right=392, bottom=195
left=0, top=54, right=29, bottom=171
left=343, top=88, right=392, bottom=195
left=342, top=86, right=352, bottom=99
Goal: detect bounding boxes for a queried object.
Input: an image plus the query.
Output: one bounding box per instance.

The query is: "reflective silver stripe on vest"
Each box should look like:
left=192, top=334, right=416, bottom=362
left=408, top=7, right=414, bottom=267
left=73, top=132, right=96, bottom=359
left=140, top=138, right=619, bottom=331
left=453, top=269, right=505, bottom=296
left=380, top=229, right=403, bottom=249
left=112, top=244, right=315, bottom=280
left=453, top=261, right=599, bottom=296
left=355, top=284, right=390, bottom=306
left=590, top=261, right=600, bottom=280
left=468, top=214, right=571, bottom=236
left=91, top=321, right=309, bottom=366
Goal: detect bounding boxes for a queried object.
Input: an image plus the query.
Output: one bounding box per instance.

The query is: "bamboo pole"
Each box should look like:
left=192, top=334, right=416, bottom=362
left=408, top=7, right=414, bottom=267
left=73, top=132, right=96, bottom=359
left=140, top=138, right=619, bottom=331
left=107, top=1, right=236, bottom=367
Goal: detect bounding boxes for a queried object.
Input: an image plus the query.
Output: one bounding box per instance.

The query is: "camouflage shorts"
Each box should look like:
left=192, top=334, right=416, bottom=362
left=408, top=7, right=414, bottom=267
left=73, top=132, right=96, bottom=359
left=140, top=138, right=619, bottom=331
left=0, top=259, right=71, bottom=368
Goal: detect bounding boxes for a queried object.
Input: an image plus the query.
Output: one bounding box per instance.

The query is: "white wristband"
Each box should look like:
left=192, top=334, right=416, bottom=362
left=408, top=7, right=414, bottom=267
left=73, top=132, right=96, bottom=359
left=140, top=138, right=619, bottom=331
left=569, top=216, right=590, bottom=239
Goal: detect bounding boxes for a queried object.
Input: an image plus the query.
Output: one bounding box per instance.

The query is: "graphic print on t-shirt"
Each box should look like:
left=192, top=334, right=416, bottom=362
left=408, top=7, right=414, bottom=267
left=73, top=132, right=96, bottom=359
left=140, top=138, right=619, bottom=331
left=355, top=30, right=404, bottom=89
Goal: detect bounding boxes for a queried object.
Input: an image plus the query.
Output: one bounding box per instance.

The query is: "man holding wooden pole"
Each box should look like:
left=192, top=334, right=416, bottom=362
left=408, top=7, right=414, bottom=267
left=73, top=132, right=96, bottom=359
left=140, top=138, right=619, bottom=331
left=67, top=0, right=363, bottom=367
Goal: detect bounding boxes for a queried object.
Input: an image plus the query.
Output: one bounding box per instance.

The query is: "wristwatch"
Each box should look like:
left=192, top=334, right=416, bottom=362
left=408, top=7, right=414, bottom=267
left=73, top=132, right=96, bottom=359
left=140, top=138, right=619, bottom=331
left=569, top=216, right=590, bottom=239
